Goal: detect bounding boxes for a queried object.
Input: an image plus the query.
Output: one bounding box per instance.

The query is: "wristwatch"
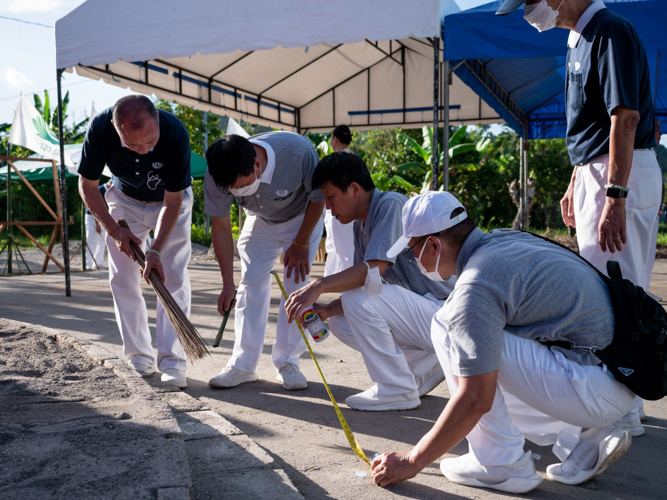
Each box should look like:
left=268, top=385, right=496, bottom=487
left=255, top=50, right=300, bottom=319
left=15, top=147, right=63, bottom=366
left=604, top=184, right=629, bottom=199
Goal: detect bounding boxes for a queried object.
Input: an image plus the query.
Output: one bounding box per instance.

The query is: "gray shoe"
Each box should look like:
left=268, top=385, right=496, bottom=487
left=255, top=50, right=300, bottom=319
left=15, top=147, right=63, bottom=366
left=277, top=363, right=307, bottom=390
left=209, top=367, right=258, bottom=388
left=346, top=387, right=420, bottom=411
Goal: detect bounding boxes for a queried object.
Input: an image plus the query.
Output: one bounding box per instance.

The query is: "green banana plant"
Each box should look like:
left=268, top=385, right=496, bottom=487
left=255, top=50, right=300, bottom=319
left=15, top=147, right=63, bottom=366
left=394, top=125, right=489, bottom=193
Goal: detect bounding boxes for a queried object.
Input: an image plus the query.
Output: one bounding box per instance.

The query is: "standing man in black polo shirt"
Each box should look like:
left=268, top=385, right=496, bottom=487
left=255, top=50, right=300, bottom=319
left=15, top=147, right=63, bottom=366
left=497, top=0, right=661, bottom=439
left=497, top=0, right=661, bottom=290
left=78, top=95, right=193, bottom=389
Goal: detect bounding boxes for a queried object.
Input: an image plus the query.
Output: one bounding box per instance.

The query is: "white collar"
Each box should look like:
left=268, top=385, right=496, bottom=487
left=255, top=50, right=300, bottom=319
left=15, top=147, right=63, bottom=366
left=249, top=139, right=276, bottom=184
left=120, top=139, right=154, bottom=152
left=568, top=0, right=606, bottom=49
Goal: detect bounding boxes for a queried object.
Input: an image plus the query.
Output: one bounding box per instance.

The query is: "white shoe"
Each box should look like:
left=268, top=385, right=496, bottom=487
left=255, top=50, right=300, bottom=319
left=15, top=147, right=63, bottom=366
left=546, top=426, right=632, bottom=485
left=277, top=363, right=307, bottom=391
left=615, top=403, right=645, bottom=436
left=345, top=387, right=420, bottom=411
left=209, top=367, right=258, bottom=388
left=416, top=363, right=445, bottom=397
left=131, top=361, right=156, bottom=376
left=161, top=368, right=187, bottom=389
left=440, top=450, right=543, bottom=494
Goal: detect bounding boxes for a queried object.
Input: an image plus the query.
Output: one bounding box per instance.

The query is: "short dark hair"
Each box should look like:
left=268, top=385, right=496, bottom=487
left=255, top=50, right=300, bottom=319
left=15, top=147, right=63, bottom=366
left=332, top=125, right=352, bottom=145
left=206, top=135, right=257, bottom=189
left=112, top=95, right=159, bottom=131
left=434, top=207, right=476, bottom=248
left=312, top=152, right=375, bottom=192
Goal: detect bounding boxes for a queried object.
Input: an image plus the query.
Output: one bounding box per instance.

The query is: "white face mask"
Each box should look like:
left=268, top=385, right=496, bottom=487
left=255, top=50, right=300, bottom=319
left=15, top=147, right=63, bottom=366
left=524, top=0, right=563, bottom=32
left=230, top=165, right=261, bottom=197
left=415, top=237, right=445, bottom=282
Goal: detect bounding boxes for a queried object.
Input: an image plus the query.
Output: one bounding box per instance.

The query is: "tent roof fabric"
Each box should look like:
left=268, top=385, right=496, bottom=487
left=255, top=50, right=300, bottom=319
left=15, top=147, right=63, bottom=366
left=444, top=0, right=667, bottom=138
left=56, top=0, right=503, bottom=133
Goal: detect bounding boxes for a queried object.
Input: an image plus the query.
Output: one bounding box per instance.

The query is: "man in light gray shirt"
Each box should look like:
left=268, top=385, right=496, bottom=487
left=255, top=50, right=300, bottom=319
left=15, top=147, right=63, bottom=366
left=205, top=132, right=324, bottom=391
left=285, top=153, right=453, bottom=411
left=371, top=192, right=637, bottom=494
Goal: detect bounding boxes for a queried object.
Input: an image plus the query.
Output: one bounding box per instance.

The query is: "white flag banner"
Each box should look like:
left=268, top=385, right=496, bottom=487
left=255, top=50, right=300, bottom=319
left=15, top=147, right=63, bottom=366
left=8, top=93, right=74, bottom=168
left=89, top=101, right=97, bottom=124
left=226, top=117, right=250, bottom=138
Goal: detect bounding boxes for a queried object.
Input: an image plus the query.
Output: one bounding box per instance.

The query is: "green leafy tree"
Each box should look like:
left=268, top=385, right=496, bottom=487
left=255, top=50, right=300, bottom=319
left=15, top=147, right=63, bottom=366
left=154, top=100, right=223, bottom=156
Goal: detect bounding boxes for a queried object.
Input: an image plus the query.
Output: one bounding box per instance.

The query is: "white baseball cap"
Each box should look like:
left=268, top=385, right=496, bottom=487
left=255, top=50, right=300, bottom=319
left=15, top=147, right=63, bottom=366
left=386, top=191, right=467, bottom=259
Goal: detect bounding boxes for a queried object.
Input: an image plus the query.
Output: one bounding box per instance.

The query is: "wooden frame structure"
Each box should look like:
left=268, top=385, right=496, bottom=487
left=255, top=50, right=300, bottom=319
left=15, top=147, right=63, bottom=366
left=0, top=156, right=71, bottom=274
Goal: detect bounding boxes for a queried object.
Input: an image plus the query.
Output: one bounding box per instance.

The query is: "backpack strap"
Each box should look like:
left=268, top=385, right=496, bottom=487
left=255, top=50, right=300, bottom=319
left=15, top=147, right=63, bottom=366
left=607, top=260, right=623, bottom=280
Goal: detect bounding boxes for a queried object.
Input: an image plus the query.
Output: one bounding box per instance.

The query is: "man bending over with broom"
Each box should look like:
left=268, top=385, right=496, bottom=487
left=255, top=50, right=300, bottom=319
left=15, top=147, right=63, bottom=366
left=78, top=95, right=193, bottom=389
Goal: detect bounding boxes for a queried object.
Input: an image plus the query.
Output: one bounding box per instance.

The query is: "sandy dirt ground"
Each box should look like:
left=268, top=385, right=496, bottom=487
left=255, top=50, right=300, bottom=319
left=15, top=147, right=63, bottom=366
left=0, top=322, right=190, bottom=499
left=0, top=247, right=666, bottom=499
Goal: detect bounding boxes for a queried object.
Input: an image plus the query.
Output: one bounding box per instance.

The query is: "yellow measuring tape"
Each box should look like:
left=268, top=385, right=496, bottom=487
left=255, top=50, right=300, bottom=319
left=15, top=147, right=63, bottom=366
left=272, top=271, right=370, bottom=467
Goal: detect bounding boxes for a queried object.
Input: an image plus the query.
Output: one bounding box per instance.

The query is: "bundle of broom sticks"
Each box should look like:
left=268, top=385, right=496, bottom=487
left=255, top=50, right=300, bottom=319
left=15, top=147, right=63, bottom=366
left=117, top=218, right=210, bottom=362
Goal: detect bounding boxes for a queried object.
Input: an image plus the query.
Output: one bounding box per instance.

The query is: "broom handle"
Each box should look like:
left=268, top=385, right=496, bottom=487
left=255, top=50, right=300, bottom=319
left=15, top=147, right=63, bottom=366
left=213, top=290, right=236, bottom=348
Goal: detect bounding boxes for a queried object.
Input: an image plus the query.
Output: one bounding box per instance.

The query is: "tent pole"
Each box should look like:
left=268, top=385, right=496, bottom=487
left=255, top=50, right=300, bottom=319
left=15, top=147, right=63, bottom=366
left=432, top=37, right=440, bottom=191
left=56, top=68, right=71, bottom=297
left=443, top=60, right=450, bottom=192
left=203, top=111, right=210, bottom=234
left=524, top=137, right=530, bottom=231
left=519, top=136, right=524, bottom=231
left=6, top=153, right=12, bottom=274
left=81, top=201, right=86, bottom=271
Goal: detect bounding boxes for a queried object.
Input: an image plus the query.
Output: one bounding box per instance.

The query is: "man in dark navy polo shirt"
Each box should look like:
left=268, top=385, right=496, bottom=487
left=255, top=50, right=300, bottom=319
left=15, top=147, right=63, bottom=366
left=78, top=95, right=193, bottom=389
left=498, top=0, right=660, bottom=292
left=497, top=0, right=660, bottom=464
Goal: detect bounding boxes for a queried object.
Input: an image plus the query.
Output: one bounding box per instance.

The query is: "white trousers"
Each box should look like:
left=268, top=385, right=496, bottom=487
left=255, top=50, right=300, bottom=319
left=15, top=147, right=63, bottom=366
left=646, top=213, right=659, bottom=289
left=328, top=284, right=443, bottom=396
left=105, top=185, right=193, bottom=372
left=85, top=212, right=107, bottom=268
left=228, top=214, right=323, bottom=373
left=574, top=150, right=661, bottom=288
left=433, top=324, right=637, bottom=466
left=323, top=209, right=355, bottom=277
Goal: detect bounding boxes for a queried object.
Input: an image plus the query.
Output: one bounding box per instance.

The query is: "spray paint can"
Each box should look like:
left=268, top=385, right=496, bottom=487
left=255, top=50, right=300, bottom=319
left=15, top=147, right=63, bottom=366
left=299, top=306, right=329, bottom=342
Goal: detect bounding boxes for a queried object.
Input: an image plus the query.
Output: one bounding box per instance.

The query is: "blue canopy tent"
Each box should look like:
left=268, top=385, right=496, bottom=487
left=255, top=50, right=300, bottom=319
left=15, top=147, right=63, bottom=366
left=441, top=0, right=666, bottom=227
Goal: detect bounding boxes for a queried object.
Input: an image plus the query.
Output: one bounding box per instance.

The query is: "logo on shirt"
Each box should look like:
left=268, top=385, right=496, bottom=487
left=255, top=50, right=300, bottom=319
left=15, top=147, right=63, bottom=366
left=147, top=171, right=163, bottom=190
left=152, top=162, right=163, bottom=169
left=619, top=367, right=634, bottom=377
left=276, top=189, right=289, bottom=197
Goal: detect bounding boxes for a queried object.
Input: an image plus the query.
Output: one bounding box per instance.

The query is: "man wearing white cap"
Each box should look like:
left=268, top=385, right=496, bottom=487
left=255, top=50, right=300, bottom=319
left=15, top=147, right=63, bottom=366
left=285, top=153, right=453, bottom=411
left=371, top=191, right=636, bottom=494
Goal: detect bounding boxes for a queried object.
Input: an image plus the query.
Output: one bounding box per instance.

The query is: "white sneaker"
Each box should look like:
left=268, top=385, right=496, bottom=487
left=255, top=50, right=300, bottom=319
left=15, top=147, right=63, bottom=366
left=440, top=450, right=543, bottom=494
left=209, top=367, right=258, bottom=388
left=546, top=426, right=632, bottom=485
left=416, top=363, right=445, bottom=397
left=277, top=363, right=307, bottom=391
left=161, top=368, right=187, bottom=389
left=345, top=387, right=420, bottom=411
left=131, top=361, right=156, bottom=376
left=615, top=403, right=645, bottom=436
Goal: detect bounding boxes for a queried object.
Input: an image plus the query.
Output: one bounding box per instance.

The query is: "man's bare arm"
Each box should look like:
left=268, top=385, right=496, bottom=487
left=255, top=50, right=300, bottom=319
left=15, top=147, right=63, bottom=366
left=211, top=215, right=237, bottom=315
left=371, top=370, right=499, bottom=487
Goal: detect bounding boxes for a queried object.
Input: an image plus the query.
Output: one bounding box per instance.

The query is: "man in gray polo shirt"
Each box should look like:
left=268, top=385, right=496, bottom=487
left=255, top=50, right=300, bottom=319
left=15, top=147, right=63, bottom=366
left=204, top=132, right=324, bottom=390
left=371, top=192, right=636, bottom=494
left=285, top=153, right=453, bottom=411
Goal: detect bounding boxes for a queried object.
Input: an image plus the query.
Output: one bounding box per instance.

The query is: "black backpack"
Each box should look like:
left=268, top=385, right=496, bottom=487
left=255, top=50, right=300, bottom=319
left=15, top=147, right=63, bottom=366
left=529, top=233, right=667, bottom=400
left=595, top=261, right=667, bottom=400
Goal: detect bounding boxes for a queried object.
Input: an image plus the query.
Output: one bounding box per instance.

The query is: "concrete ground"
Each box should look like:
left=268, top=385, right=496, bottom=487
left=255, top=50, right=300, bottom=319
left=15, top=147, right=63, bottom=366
left=1, top=252, right=666, bottom=499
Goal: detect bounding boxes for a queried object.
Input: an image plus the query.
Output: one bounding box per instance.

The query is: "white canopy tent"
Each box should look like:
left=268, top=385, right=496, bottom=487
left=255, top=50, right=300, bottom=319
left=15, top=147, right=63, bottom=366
left=54, top=0, right=502, bottom=295
left=56, top=0, right=500, bottom=133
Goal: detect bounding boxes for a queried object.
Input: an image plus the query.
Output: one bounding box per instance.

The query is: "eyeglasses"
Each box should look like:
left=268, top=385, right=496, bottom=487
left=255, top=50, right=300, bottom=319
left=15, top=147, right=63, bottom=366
left=401, top=236, right=427, bottom=262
